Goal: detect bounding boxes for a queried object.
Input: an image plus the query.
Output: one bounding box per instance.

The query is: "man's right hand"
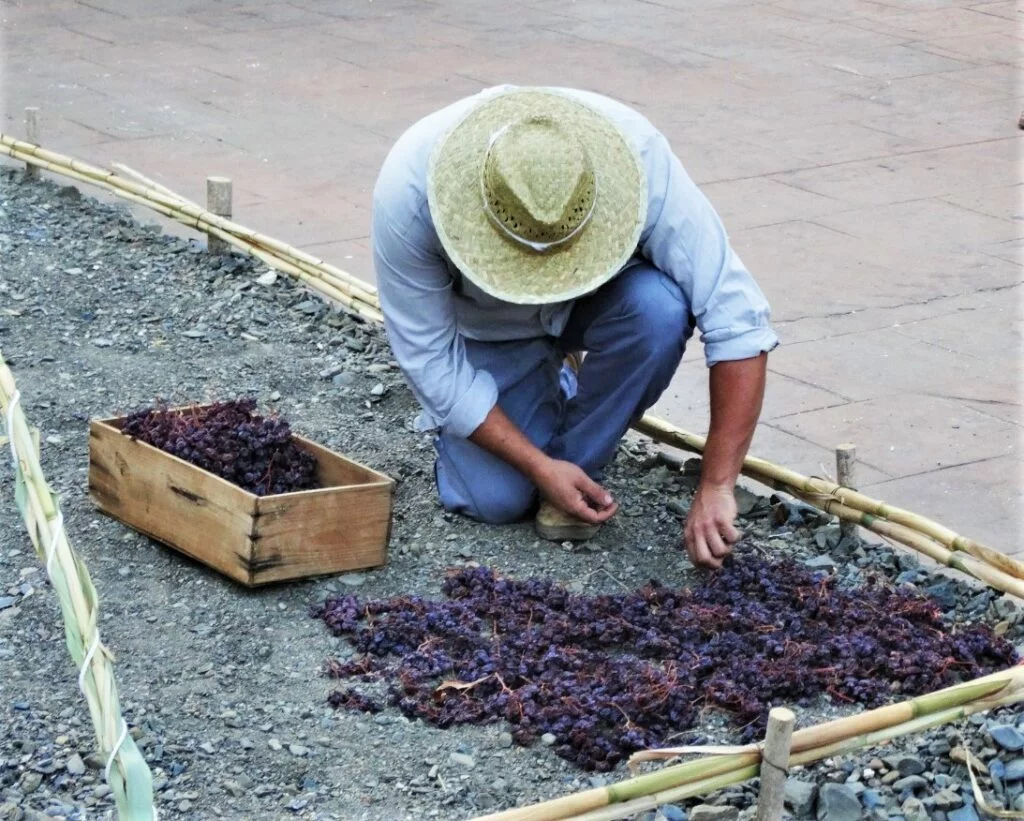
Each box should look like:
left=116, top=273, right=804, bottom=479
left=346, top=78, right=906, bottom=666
left=531, top=457, right=618, bottom=524
left=469, top=405, right=617, bottom=524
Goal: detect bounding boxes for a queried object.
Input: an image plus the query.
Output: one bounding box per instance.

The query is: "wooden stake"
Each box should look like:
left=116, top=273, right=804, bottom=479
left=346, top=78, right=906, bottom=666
left=755, top=707, right=795, bottom=821
left=835, top=443, right=857, bottom=540
left=24, top=108, right=39, bottom=179
left=206, top=176, right=232, bottom=255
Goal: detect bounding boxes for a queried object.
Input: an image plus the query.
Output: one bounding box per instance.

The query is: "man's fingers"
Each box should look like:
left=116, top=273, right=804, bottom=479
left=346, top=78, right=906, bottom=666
left=705, top=523, right=730, bottom=559
left=592, top=500, right=618, bottom=522
left=704, top=524, right=729, bottom=556
left=578, top=474, right=614, bottom=509
left=722, top=518, right=741, bottom=544
left=690, top=529, right=722, bottom=570
left=570, top=497, right=606, bottom=524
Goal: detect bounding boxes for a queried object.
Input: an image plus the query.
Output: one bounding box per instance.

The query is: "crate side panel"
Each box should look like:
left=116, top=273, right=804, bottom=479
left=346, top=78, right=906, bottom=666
left=88, top=421, right=257, bottom=584
left=252, top=482, right=392, bottom=584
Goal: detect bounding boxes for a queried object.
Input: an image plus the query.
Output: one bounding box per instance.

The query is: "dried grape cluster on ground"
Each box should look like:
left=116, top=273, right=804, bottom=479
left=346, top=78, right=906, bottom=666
left=317, top=556, right=1018, bottom=772
left=122, top=398, right=319, bottom=496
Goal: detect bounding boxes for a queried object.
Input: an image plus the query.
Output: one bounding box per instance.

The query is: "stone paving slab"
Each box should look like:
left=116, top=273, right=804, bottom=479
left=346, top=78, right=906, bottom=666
left=1, top=0, right=1020, bottom=557
left=861, top=454, right=1023, bottom=552
left=652, top=357, right=856, bottom=430
left=770, top=394, right=1018, bottom=477
left=769, top=324, right=1018, bottom=404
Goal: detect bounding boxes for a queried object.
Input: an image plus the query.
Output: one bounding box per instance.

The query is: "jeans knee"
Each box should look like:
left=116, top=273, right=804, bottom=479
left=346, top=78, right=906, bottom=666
left=619, top=269, right=688, bottom=362
left=465, top=483, right=536, bottom=524
left=436, top=453, right=537, bottom=525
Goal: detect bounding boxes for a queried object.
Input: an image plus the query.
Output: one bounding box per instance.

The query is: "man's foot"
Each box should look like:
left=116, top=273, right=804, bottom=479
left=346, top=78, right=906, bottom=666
left=535, top=500, right=601, bottom=541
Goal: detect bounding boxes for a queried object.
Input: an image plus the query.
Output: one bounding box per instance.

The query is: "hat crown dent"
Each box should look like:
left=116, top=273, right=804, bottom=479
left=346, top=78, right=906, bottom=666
left=482, top=115, right=596, bottom=247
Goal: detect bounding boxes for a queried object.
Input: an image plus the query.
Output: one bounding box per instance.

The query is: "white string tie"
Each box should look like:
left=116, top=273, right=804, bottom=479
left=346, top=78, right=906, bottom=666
left=78, top=631, right=100, bottom=694
left=46, top=511, right=63, bottom=576
left=5, top=389, right=19, bottom=466
left=104, top=719, right=129, bottom=783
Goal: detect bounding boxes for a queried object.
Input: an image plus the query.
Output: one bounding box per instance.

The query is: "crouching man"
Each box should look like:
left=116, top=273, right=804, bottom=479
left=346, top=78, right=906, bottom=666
left=371, top=86, right=778, bottom=569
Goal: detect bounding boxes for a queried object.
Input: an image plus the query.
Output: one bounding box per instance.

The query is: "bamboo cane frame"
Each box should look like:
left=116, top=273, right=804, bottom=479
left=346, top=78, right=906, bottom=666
left=0, top=353, right=156, bottom=820
left=632, top=416, right=1024, bottom=582
left=0, top=136, right=382, bottom=319
left=566, top=700, right=1018, bottom=821
left=112, top=163, right=190, bottom=204
left=475, top=668, right=1024, bottom=821
left=4, top=132, right=1022, bottom=821
left=5, top=131, right=1018, bottom=587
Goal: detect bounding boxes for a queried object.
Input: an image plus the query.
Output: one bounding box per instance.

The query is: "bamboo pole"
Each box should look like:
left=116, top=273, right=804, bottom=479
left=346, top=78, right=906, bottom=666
left=785, top=489, right=1024, bottom=600
left=568, top=766, right=762, bottom=821
left=206, top=176, right=232, bottom=255
left=1, top=141, right=384, bottom=323
left=112, top=162, right=192, bottom=204
left=23, top=139, right=378, bottom=309
left=219, top=225, right=385, bottom=323
left=633, top=416, right=1024, bottom=581
left=5, top=132, right=1018, bottom=582
left=476, top=668, right=1024, bottom=821
left=564, top=691, right=1024, bottom=821
left=0, top=352, right=155, bottom=819
left=0, top=136, right=382, bottom=316
left=9, top=133, right=377, bottom=302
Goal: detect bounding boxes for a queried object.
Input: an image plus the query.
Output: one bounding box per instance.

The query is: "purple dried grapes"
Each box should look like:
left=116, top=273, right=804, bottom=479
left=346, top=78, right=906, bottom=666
left=314, top=557, right=1018, bottom=771
left=122, top=398, right=319, bottom=496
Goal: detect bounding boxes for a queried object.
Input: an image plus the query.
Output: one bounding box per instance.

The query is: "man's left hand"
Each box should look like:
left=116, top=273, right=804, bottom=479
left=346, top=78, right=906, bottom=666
left=684, top=484, right=740, bottom=569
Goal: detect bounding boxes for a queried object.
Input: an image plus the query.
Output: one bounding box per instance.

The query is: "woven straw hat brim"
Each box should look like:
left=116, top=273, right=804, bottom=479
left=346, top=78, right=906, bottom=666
left=427, top=88, right=647, bottom=305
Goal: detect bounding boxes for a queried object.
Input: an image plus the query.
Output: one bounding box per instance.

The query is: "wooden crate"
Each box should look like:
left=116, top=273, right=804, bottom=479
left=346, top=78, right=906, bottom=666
left=88, top=410, right=394, bottom=586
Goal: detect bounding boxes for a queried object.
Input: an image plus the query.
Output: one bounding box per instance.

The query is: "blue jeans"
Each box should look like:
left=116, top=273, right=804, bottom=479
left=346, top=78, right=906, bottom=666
left=435, top=262, right=692, bottom=523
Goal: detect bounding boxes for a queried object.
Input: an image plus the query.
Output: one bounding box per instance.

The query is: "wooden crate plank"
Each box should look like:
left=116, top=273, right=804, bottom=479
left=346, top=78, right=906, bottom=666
left=253, top=481, right=393, bottom=584
left=88, top=419, right=258, bottom=585
left=295, top=436, right=390, bottom=488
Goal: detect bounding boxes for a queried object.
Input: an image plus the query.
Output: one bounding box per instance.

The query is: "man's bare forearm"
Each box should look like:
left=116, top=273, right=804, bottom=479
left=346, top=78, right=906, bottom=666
left=469, top=405, right=549, bottom=482
left=700, top=353, right=767, bottom=490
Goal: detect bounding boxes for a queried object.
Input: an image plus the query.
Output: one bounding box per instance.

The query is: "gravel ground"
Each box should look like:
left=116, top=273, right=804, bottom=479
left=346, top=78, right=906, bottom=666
left=0, top=167, right=1021, bottom=821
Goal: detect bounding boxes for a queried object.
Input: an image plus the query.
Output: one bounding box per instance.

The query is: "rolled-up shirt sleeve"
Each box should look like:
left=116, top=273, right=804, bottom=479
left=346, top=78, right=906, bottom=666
left=639, top=133, right=779, bottom=367
left=372, top=188, right=497, bottom=439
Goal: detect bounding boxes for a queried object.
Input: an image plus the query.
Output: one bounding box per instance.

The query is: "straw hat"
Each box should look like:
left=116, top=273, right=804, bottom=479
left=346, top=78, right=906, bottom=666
left=427, top=88, right=647, bottom=305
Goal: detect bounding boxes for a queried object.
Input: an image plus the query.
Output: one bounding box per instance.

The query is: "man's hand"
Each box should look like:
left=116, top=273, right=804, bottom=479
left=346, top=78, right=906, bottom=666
left=533, top=458, right=618, bottom=524
left=684, top=353, right=767, bottom=568
left=684, top=483, right=740, bottom=569
left=468, top=405, right=617, bottom=524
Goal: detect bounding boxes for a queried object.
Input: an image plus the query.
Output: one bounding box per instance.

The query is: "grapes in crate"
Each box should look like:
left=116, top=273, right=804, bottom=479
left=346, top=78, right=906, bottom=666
left=122, top=398, right=319, bottom=496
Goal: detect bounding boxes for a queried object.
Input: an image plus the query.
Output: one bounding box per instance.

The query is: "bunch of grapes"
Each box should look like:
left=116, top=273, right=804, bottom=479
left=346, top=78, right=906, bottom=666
left=123, top=398, right=319, bottom=496
left=314, top=557, right=1017, bottom=772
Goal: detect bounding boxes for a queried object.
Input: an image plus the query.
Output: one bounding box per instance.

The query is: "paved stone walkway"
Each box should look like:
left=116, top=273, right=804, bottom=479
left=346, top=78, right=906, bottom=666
left=2, top=0, right=1021, bottom=556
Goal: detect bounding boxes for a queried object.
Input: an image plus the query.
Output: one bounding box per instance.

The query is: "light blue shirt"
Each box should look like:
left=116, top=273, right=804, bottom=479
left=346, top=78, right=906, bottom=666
left=372, top=86, right=779, bottom=439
